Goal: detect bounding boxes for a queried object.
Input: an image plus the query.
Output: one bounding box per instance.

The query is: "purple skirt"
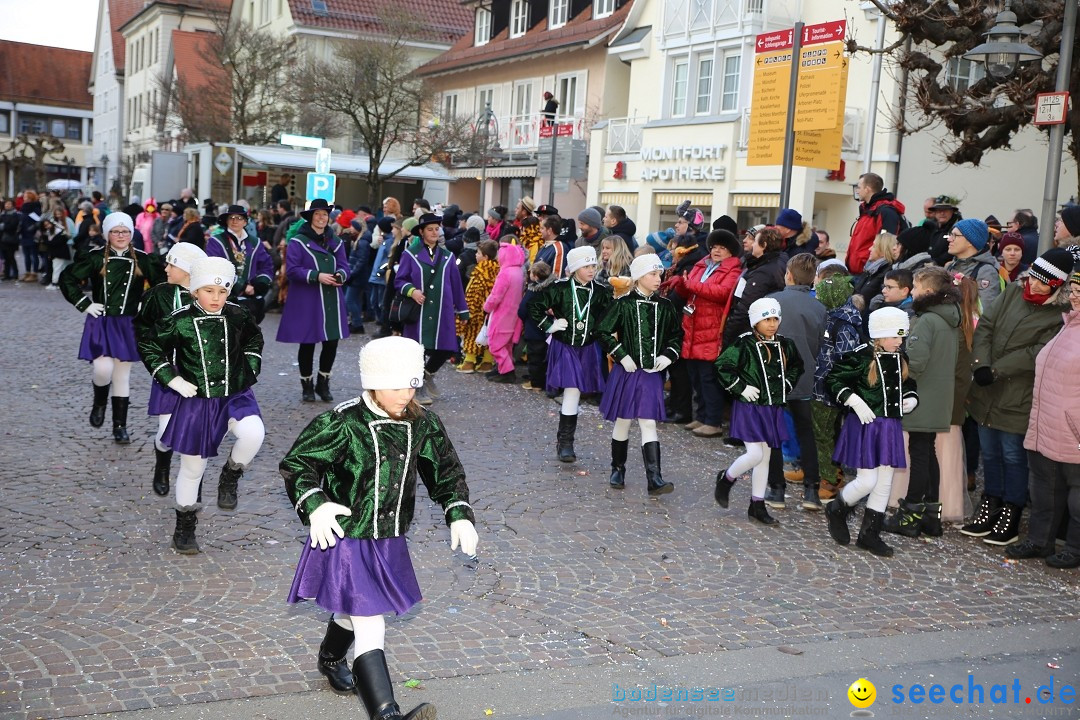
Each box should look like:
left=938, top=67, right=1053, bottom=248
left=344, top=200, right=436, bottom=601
left=600, top=363, right=666, bottom=421
left=147, top=380, right=181, bottom=417
left=729, top=401, right=789, bottom=447
left=546, top=339, right=604, bottom=394
left=78, top=315, right=140, bottom=362
left=161, top=388, right=260, bottom=458
left=287, top=536, right=421, bottom=616
left=833, top=414, right=907, bottom=469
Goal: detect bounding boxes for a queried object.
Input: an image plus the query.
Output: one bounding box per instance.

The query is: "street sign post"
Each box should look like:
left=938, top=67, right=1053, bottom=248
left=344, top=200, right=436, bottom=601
left=747, top=38, right=794, bottom=166
left=306, top=172, right=336, bottom=204
left=1034, top=92, right=1069, bottom=125
left=794, top=56, right=849, bottom=169
left=793, top=20, right=847, bottom=131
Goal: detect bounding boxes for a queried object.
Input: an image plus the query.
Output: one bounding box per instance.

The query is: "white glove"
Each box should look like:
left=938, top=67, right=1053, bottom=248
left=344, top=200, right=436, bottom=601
left=620, top=356, right=638, bottom=373
left=845, top=394, right=877, bottom=425
left=450, top=519, right=478, bottom=556
left=167, top=377, right=198, bottom=398
left=901, top=396, right=918, bottom=414
left=308, top=502, right=352, bottom=550
left=546, top=318, right=569, bottom=333
left=84, top=302, right=105, bottom=317
left=740, top=385, right=760, bottom=402
left=650, top=356, right=672, bottom=373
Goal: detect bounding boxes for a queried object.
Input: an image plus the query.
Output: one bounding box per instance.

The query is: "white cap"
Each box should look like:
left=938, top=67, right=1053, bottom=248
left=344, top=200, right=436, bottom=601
left=359, top=336, right=425, bottom=390
left=101, top=213, right=134, bottom=236
left=165, top=242, right=207, bottom=275
left=868, top=306, right=910, bottom=339
left=188, top=256, right=236, bottom=292
left=749, top=297, right=782, bottom=328
left=630, top=253, right=664, bottom=281
left=565, top=245, right=598, bottom=275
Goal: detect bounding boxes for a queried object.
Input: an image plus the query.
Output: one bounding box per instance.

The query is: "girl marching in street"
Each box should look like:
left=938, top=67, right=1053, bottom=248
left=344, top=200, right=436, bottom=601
left=133, top=241, right=207, bottom=496
left=138, top=257, right=265, bottom=553
left=713, top=298, right=803, bottom=525
left=823, top=307, right=919, bottom=557
left=528, top=245, right=614, bottom=462
left=277, top=199, right=350, bottom=403
left=597, top=254, right=682, bottom=495
left=207, top=205, right=275, bottom=324
left=59, top=212, right=165, bottom=444
left=281, top=336, right=477, bottom=720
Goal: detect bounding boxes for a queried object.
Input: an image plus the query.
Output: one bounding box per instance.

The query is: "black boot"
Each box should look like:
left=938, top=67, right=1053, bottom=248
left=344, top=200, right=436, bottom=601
left=301, top=375, right=316, bottom=402
left=353, top=648, right=436, bottom=720
left=609, top=439, right=628, bottom=489
left=153, top=448, right=173, bottom=496
left=642, top=441, right=673, bottom=496
left=883, top=499, right=923, bottom=538
left=960, top=494, right=1004, bottom=537
left=317, top=619, right=356, bottom=694
left=714, top=468, right=736, bottom=508
left=920, top=501, right=943, bottom=537
left=825, top=495, right=852, bottom=545
left=90, top=383, right=110, bottom=427
left=172, top=505, right=200, bottom=554
left=856, top=508, right=895, bottom=557
left=217, top=459, right=243, bottom=510
left=556, top=413, right=577, bottom=462
left=983, top=502, right=1023, bottom=546
left=111, top=397, right=131, bottom=444
left=801, top=483, right=822, bottom=511
left=747, top=499, right=777, bottom=525
left=315, top=371, right=334, bottom=402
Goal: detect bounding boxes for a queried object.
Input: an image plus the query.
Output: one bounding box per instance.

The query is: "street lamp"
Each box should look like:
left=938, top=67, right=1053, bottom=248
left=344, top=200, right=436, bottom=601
left=474, top=102, right=502, bottom=213
left=963, top=1, right=1042, bottom=79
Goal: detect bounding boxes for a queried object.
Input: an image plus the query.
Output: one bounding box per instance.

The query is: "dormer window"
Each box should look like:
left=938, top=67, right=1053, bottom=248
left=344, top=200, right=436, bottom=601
left=475, top=7, right=491, bottom=46
left=549, top=0, right=568, bottom=28
left=510, top=0, right=528, bottom=38
left=594, top=0, right=615, bottom=18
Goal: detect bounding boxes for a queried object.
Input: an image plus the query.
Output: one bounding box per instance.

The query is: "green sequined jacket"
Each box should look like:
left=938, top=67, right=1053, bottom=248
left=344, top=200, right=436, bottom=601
left=824, top=345, right=918, bottom=418
left=280, top=393, right=474, bottom=539
left=714, top=332, right=803, bottom=406
left=138, top=301, right=263, bottom=397
left=134, top=283, right=191, bottom=345
left=527, top=277, right=614, bottom=346
left=597, top=288, right=683, bottom=367
left=59, top=246, right=165, bottom=315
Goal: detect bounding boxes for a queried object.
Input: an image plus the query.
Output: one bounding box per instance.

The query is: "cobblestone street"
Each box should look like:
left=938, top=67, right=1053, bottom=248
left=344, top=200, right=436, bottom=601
left=1, top=280, right=1078, bottom=720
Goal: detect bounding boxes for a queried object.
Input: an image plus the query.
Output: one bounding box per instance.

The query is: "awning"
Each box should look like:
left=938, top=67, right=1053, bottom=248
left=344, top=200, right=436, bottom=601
left=233, top=145, right=454, bottom=182
left=730, top=193, right=780, bottom=208
left=598, top=192, right=639, bottom=205
left=654, top=192, right=714, bottom=206
left=449, top=165, right=538, bottom=179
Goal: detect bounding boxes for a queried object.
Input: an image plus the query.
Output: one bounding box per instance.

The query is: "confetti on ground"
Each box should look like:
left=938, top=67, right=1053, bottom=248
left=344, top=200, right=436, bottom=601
left=404, top=678, right=422, bottom=688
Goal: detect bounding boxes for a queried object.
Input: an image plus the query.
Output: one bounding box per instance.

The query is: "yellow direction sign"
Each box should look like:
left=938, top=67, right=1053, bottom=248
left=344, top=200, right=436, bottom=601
left=794, top=42, right=846, bottom=131
left=794, top=54, right=849, bottom=169
left=747, top=47, right=793, bottom=166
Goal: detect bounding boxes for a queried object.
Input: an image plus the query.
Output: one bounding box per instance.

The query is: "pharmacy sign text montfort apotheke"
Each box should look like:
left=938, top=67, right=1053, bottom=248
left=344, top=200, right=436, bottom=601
left=637, top=144, right=728, bottom=182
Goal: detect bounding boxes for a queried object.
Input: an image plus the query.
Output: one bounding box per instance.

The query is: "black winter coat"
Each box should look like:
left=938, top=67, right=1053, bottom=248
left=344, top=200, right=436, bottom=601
left=722, top=251, right=787, bottom=348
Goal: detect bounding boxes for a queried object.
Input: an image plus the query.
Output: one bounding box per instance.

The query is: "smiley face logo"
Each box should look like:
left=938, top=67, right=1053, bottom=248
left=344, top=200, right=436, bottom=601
left=847, top=678, right=876, bottom=709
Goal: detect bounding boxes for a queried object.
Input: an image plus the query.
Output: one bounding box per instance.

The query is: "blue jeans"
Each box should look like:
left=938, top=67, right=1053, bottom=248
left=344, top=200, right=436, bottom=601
left=344, top=286, right=364, bottom=329
left=367, top=283, right=386, bottom=325
left=978, top=425, right=1028, bottom=507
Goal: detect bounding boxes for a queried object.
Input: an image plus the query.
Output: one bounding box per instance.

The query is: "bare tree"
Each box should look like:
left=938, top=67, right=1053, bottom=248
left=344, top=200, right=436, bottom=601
left=0, top=134, right=66, bottom=192
left=851, top=0, right=1079, bottom=194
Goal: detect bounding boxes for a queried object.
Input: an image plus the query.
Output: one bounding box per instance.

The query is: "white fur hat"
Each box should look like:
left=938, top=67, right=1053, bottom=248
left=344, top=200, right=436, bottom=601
left=868, top=306, right=910, bottom=339
left=748, top=297, right=782, bottom=327
left=165, top=242, right=207, bottom=275
left=188, top=256, right=236, bottom=292
left=359, top=336, right=425, bottom=390
left=101, top=212, right=134, bottom=236
left=629, top=253, right=664, bottom=281
left=565, top=245, right=598, bottom=275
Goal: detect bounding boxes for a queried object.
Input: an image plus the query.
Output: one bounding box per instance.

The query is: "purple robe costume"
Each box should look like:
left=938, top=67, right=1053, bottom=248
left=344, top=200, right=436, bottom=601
left=276, top=225, right=350, bottom=344
left=395, top=239, right=468, bottom=352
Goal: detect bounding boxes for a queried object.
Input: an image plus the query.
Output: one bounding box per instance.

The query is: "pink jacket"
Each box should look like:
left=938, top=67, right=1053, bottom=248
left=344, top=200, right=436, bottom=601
left=135, top=211, right=157, bottom=252
left=1025, top=308, right=1080, bottom=464
left=483, top=243, right=525, bottom=348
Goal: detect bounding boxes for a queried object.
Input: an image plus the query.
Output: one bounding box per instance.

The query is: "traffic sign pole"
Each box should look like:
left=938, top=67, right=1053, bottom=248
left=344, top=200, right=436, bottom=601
left=779, top=22, right=804, bottom=209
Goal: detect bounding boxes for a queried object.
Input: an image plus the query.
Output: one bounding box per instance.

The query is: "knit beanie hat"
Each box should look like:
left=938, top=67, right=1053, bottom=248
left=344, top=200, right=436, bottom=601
left=774, top=208, right=803, bottom=233
left=401, top=217, right=419, bottom=235
left=465, top=214, right=485, bottom=232
left=1060, top=205, right=1080, bottom=237
left=748, top=297, right=782, bottom=327
left=487, top=205, right=508, bottom=222
left=377, top=217, right=395, bottom=234
left=630, top=253, right=664, bottom=281
left=997, top=231, right=1024, bottom=254
left=577, top=207, right=603, bottom=229
left=954, top=218, right=989, bottom=252
left=565, top=245, right=598, bottom=275
left=101, top=212, right=134, bottom=236
left=164, top=242, right=207, bottom=275
left=896, top=226, right=931, bottom=257
left=815, top=274, right=854, bottom=310
left=359, top=336, right=424, bottom=390
left=868, top=307, right=910, bottom=339
left=1029, top=247, right=1076, bottom=288
left=188, top=257, right=236, bottom=292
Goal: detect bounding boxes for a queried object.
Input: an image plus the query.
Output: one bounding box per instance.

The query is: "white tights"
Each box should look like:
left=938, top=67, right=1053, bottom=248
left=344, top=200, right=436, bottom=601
left=839, top=466, right=895, bottom=513
left=91, top=357, right=132, bottom=396
left=173, top=415, right=265, bottom=506
left=561, top=387, right=581, bottom=416
left=728, top=442, right=772, bottom=500
left=611, top=418, right=658, bottom=445
left=155, top=414, right=171, bottom=452
left=332, top=613, right=386, bottom=656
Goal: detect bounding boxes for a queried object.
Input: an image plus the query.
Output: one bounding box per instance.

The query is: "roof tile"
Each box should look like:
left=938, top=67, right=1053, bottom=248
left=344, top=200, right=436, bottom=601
left=0, top=40, right=92, bottom=110
left=287, top=0, right=471, bottom=44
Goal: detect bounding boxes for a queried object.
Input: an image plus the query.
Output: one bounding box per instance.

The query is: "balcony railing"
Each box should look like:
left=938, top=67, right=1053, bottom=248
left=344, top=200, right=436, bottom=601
left=503, top=113, right=586, bottom=151
left=606, top=116, right=647, bottom=154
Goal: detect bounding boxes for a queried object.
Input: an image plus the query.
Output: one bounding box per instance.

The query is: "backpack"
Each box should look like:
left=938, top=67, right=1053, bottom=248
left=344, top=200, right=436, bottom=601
left=813, top=314, right=867, bottom=405
left=868, top=202, right=911, bottom=235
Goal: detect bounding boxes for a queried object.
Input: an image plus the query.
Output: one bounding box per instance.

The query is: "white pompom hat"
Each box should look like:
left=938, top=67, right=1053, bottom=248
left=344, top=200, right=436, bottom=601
left=748, top=297, right=781, bottom=328
left=565, top=245, right=598, bottom=275
left=188, top=256, right=236, bottom=292
left=868, top=306, right=910, bottom=339
left=101, top=212, right=134, bottom=236
left=630, top=253, right=664, bottom=281
left=165, top=242, right=207, bottom=275
left=359, top=336, right=425, bottom=390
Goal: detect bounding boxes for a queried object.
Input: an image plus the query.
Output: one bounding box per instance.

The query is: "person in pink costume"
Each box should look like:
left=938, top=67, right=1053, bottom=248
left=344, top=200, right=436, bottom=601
left=135, top=198, right=160, bottom=253
left=483, top=243, right=526, bottom=383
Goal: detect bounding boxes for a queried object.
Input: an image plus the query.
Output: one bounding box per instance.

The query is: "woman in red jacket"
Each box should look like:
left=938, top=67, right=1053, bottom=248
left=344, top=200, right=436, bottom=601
left=664, top=229, right=743, bottom=437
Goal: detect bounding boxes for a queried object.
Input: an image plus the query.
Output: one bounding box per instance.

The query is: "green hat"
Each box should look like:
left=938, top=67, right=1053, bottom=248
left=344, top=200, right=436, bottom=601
left=815, top=275, right=854, bottom=310
left=401, top=217, right=419, bottom=234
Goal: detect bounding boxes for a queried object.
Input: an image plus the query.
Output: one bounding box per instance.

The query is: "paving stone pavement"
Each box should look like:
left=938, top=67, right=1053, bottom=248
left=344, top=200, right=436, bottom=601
left=0, top=280, right=1077, bottom=720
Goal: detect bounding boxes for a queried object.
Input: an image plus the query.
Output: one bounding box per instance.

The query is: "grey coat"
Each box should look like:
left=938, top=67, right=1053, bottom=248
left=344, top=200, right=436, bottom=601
left=946, top=250, right=1002, bottom=312
left=766, top=285, right=827, bottom=399
left=902, top=296, right=961, bottom=434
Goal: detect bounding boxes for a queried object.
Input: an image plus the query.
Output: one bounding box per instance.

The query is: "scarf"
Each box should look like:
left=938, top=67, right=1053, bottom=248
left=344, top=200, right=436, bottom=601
left=1023, top=281, right=1052, bottom=305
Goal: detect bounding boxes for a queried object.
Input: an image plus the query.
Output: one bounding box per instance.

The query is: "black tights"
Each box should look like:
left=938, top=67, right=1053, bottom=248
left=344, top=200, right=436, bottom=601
left=906, top=432, right=941, bottom=503
left=425, top=349, right=454, bottom=375
left=298, top=341, right=339, bottom=377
